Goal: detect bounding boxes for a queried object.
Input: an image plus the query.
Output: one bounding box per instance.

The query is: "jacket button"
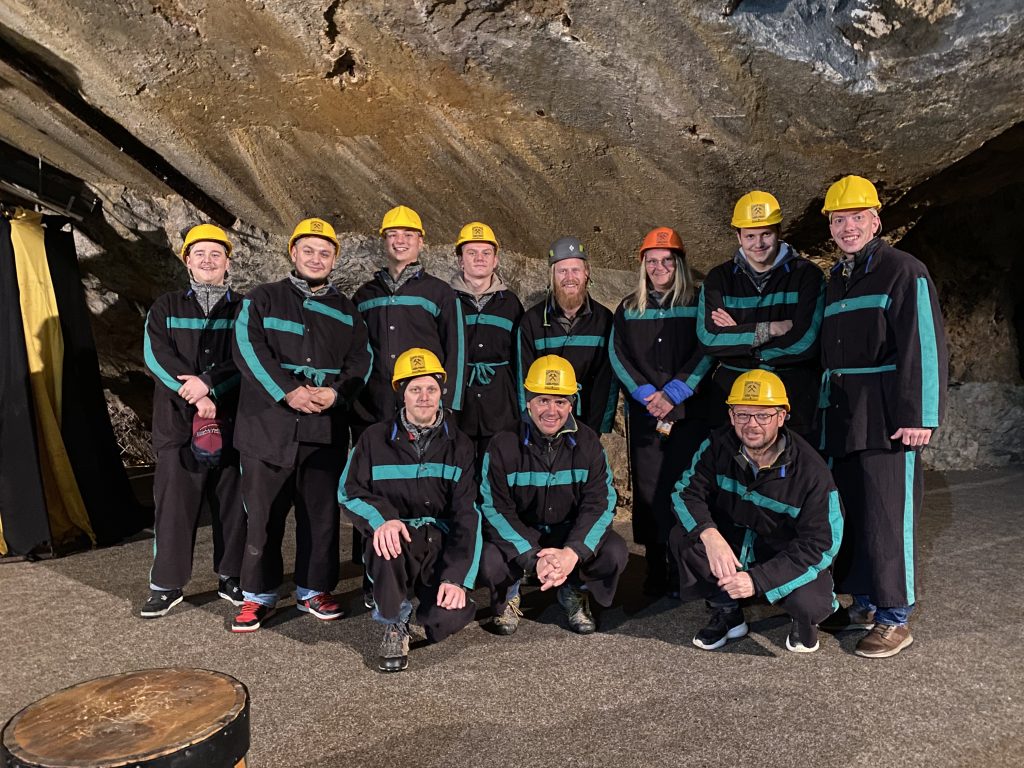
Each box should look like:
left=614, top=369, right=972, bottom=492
left=389, top=325, right=395, bottom=330
left=306, top=357, right=312, bottom=362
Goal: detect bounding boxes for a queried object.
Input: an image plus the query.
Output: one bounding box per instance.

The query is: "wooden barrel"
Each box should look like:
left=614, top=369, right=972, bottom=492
left=1, top=668, right=249, bottom=768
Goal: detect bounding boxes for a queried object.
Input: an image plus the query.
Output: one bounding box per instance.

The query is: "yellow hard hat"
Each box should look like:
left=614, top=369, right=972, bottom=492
left=524, top=355, right=578, bottom=397
left=455, top=221, right=499, bottom=251
left=379, top=205, right=425, bottom=236
left=392, top=348, right=446, bottom=390
left=822, top=175, right=881, bottom=214
left=731, top=191, right=783, bottom=229
left=726, top=370, right=790, bottom=411
left=180, top=224, right=232, bottom=262
left=289, top=218, right=339, bottom=253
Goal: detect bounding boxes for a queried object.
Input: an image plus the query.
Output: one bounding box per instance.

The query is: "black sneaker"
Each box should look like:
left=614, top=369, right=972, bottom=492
left=217, top=576, right=244, bottom=606
left=785, top=621, right=820, bottom=653
left=820, top=604, right=875, bottom=633
left=363, top=590, right=374, bottom=610
left=140, top=588, right=183, bottom=619
left=378, top=622, right=410, bottom=673
left=692, top=605, right=748, bottom=650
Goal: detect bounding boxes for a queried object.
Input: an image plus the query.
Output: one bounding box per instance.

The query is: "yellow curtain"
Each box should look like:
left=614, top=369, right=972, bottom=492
left=10, top=209, right=95, bottom=548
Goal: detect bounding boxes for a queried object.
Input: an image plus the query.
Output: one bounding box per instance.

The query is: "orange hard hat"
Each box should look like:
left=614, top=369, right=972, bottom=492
left=638, top=227, right=685, bottom=259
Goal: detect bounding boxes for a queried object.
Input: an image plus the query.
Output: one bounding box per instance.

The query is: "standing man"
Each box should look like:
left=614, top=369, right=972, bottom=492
left=140, top=223, right=246, bottom=617
left=697, top=191, right=824, bottom=438
left=231, top=217, right=371, bottom=632
left=449, top=221, right=524, bottom=477
left=818, top=176, right=948, bottom=658
left=670, top=371, right=843, bottom=654
left=517, top=237, right=617, bottom=434
left=479, top=356, right=626, bottom=635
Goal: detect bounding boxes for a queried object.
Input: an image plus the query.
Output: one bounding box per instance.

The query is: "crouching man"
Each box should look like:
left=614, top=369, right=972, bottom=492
left=670, top=371, right=843, bottom=653
left=479, top=355, right=626, bottom=635
left=339, top=348, right=479, bottom=673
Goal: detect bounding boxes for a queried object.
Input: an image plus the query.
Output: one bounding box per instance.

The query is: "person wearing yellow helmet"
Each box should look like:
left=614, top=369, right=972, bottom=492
left=449, top=221, right=524, bottom=477
left=696, top=190, right=824, bottom=441
left=609, top=226, right=715, bottom=596
left=229, top=217, right=372, bottom=632
left=139, top=223, right=246, bottom=619
left=669, top=371, right=844, bottom=654
left=477, top=356, right=627, bottom=635
left=339, top=348, right=479, bottom=672
left=818, top=175, right=948, bottom=658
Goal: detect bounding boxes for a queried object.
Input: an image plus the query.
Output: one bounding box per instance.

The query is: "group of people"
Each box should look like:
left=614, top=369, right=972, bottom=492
left=140, top=174, right=947, bottom=672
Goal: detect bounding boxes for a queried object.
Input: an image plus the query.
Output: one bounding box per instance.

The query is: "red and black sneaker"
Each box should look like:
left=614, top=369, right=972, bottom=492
left=297, top=592, right=345, bottom=621
left=231, top=600, right=275, bottom=633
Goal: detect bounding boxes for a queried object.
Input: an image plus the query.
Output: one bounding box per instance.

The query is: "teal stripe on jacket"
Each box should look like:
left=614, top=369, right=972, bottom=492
left=761, top=284, right=825, bottom=361
left=516, top=329, right=527, bottom=412
left=716, top=475, right=801, bottom=518
left=357, top=295, right=440, bottom=317
left=582, top=449, right=617, bottom=552
left=764, top=489, right=843, bottom=603
left=721, top=292, right=800, bottom=310
left=236, top=299, right=286, bottom=401
left=451, top=298, right=466, bottom=411
left=467, top=314, right=514, bottom=332
left=166, top=317, right=235, bottom=330
left=337, top=451, right=387, bottom=530
left=478, top=453, right=532, bottom=555
left=533, top=335, right=606, bottom=350
left=263, top=317, right=304, bottom=335
left=371, top=463, right=464, bottom=483
left=143, top=311, right=180, bottom=392
left=823, top=293, right=891, bottom=318
left=303, top=300, right=354, bottom=326
left=916, top=277, right=940, bottom=427
left=463, top=506, right=483, bottom=589
left=684, top=355, right=715, bottom=391
left=623, top=306, right=698, bottom=321
left=903, top=451, right=916, bottom=604
left=697, top=289, right=755, bottom=347
left=608, top=326, right=639, bottom=396
left=671, top=438, right=710, bottom=530
left=506, top=469, right=590, bottom=487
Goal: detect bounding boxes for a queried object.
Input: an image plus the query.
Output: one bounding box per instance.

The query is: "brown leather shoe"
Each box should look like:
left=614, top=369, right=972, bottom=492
left=855, top=623, right=913, bottom=658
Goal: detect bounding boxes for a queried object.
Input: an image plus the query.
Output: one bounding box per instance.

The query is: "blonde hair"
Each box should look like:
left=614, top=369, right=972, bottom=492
left=623, top=252, right=694, bottom=312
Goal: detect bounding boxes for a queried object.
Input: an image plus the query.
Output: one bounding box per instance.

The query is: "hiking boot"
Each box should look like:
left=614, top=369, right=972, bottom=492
left=785, top=621, right=820, bottom=653
left=217, top=576, right=244, bottom=606
left=140, top=588, right=183, bottom=619
left=557, top=585, right=596, bottom=634
left=378, top=622, right=410, bottom=673
left=492, top=595, right=523, bottom=636
left=231, top=600, right=276, bottom=633
left=692, top=605, right=748, bottom=650
left=855, top=623, right=913, bottom=658
left=820, top=604, right=876, bottom=633
left=297, top=592, right=345, bottom=621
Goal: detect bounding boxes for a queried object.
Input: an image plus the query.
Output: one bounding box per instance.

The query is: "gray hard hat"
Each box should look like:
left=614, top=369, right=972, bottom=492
left=548, top=236, right=586, bottom=264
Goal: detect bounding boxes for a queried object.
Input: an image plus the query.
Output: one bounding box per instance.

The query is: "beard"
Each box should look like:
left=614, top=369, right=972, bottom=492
left=553, top=281, right=587, bottom=314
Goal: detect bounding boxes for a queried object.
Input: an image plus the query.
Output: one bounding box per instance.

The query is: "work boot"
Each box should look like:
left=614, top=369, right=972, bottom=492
left=785, top=620, right=820, bottom=653
left=492, top=595, right=523, bottom=636
left=820, top=603, right=875, bottom=633
left=692, top=605, right=748, bottom=650
left=557, top=585, right=596, bottom=634
left=855, top=624, right=913, bottom=658
left=139, top=588, right=183, bottom=619
left=378, top=622, right=410, bottom=672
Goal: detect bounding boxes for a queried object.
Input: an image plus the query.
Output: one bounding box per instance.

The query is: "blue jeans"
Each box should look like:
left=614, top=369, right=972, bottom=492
left=373, top=599, right=413, bottom=626
left=855, top=594, right=913, bottom=626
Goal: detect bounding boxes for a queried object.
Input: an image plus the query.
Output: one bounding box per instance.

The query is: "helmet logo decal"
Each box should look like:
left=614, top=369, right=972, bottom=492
left=743, top=381, right=761, bottom=399
left=472, top=225, right=484, bottom=238
left=656, top=232, right=669, bottom=244
left=545, top=370, right=561, bottom=387
left=750, top=203, right=766, bottom=221
left=310, top=220, right=324, bottom=233
left=410, top=355, right=426, bottom=372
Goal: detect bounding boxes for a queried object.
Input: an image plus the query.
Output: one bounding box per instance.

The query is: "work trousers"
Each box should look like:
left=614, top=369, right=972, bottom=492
left=364, top=524, right=476, bottom=643
left=830, top=447, right=923, bottom=610
left=479, top=529, right=629, bottom=617
left=670, top=527, right=836, bottom=628
left=150, top=447, right=245, bottom=590
left=239, top=443, right=346, bottom=595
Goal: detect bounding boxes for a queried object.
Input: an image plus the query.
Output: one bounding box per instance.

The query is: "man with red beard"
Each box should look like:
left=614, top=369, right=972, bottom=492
left=516, top=237, right=616, bottom=433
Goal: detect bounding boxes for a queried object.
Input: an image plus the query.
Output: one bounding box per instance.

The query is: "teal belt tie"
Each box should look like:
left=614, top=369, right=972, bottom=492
left=721, top=362, right=776, bottom=373
left=468, top=361, right=508, bottom=387
left=818, top=364, right=897, bottom=408
left=739, top=528, right=756, bottom=570
left=404, top=516, right=449, bottom=534
left=281, top=363, right=341, bottom=386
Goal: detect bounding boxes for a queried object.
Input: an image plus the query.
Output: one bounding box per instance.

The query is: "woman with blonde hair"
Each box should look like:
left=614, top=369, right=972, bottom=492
left=610, top=227, right=714, bottom=596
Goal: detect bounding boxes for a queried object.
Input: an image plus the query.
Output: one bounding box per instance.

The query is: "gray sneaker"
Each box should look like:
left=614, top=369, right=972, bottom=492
left=492, top=594, right=523, bottom=636
left=378, top=622, right=410, bottom=673
left=557, top=585, right=596, bottom=634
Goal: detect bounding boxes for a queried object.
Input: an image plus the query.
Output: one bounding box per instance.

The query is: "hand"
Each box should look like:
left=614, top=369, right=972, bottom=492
left=194, top=396, right=217, bottom=420
left=176, top=374, right=210, bottom=404
left=436, top=582, right=467, bottom=611
left=718, top=571, right=755, bottom=599
left=700, top=528, right=741, bottom=580
left=891, top=427, right=933, bottom=448
left=285, top=386, right=324, bottom=414
left=711, top=308, right=736, bottom=327
left=307, top=386, right=338, bottom=409
left=373, top=519, right=411, bottom=560
left=768, top=319, right=793, bottom=337
left=536, top=547, right=579, bottom=591
left=644, top=390, right=674, bottom=420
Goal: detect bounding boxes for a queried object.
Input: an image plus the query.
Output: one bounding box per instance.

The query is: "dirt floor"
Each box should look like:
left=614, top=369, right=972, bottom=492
left=1, top=468, right=1022, bottom=767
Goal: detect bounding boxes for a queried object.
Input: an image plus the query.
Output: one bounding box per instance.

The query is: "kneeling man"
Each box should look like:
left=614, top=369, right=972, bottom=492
left=479, top=355, right=626, bottom=635
left=670, top=371, right=843, bottom=653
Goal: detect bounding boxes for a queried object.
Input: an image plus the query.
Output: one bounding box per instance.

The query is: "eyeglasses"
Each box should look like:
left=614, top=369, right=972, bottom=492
left=644, top=257, right=675, bottom=269
left=730, top=409, right=782, bottom=425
